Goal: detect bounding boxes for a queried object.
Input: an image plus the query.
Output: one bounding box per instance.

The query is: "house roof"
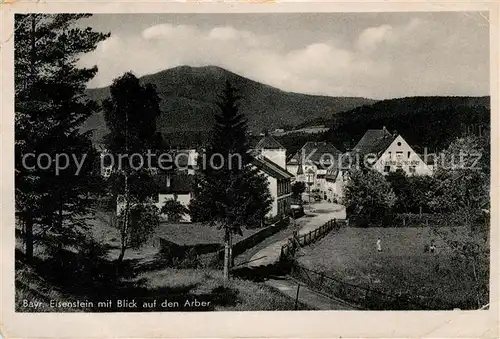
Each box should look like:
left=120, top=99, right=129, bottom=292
left=157, top=173, right=194, bottom=194
left=287, top=142, right=342, bottom=167
left=255, top=135, right=285, bottom=150
left=353, top=128, right=395, bottom=155
left=253, top=155, right=294, bottom=180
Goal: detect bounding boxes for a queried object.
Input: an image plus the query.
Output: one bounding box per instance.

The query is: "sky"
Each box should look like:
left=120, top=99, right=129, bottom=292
left=78, top=12, right=490, bottom=100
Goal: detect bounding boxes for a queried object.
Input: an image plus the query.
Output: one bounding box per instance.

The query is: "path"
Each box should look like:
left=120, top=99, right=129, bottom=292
left=247, top=203, right=346, bottom=267
left=265, top=278, right=358, bottom=310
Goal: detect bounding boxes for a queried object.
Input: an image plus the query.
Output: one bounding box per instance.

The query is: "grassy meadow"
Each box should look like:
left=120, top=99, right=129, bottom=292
left=297, top=226, right=489, bottom=309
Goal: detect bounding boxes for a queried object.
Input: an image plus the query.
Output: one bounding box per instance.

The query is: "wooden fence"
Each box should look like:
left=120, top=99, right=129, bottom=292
left=280, top=218, right=347, bottom=260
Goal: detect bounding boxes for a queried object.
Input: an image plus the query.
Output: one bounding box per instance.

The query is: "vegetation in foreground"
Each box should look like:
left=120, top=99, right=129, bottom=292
left=297, top=226, right=489, bottom=309
left=16, top=255, right=306, bottom=312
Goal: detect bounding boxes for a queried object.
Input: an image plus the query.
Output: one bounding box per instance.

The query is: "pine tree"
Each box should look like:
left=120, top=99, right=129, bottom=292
left=15, top=14, right=109, bottom=262
left=190, top=81, right=272, bottom=280
left=102, top=72, right=162, bottom=264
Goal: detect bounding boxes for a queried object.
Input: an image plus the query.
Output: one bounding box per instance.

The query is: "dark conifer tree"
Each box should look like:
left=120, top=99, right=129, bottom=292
left=190, top=81, right=272, bottom=280
left=15, top=14, right=109, bottom=262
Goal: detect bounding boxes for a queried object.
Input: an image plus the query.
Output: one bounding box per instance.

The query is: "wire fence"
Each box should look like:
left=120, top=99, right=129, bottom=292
left=287, top=263, right=456, bottom=310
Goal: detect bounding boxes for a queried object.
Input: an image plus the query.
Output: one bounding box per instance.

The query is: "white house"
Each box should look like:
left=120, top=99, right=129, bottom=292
left=116, top=173, right=193, bottom=222
left=253, top=135, right=293, bottom=217
left=252, top=155, right=293, bottom=217
left=324, top=154, right=350, bottom=203
left=287, top=141, right=342, bottom=195
left=352, top=127, right=433, bottom=176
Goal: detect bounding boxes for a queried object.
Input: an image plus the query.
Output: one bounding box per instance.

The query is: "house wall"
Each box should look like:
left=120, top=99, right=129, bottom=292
left=265, top=175, right=279, bottom=217
left=260, top=149, right=287, bottom=169
left=325, top=171, right=347, bottom=203
left=116, top=193, right=192, bottom=223
left=297, top=164, right=329, bottom=193
left=260, top=174, right=292, bottom=218
left=373, top=135, right=432, bottom=176
left=287, top=164, right=298, bottom=178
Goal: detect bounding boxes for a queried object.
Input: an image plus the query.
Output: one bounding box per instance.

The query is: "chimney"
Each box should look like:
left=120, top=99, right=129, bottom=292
left=382, top=126, right=388, bottom=139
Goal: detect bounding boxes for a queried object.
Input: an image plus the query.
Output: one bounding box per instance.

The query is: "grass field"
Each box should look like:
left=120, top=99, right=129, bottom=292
left=16, top=210, right=306, bottom=312
left=297, top=226, right=489, bottom=309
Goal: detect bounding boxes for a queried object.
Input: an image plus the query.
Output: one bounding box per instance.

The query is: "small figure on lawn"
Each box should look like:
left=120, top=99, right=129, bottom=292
left=376, top=237, right=382, bottom=253
left=430, top=240, right=436, bottom=254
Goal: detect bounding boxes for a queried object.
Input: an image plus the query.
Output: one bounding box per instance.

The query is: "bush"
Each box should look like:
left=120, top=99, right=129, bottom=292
left=344, top=169, right=396, bottom=223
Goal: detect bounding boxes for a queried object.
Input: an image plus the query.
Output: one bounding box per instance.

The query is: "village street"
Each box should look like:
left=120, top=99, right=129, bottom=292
left=247, top=202, right=346, bottom=267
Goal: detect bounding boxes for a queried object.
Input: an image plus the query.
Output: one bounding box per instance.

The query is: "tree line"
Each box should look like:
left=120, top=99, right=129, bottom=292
left=15, top=14, right=273, bottom=284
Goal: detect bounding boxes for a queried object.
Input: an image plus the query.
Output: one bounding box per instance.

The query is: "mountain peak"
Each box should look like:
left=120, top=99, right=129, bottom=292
left=83, top=66, right=375, bottom=144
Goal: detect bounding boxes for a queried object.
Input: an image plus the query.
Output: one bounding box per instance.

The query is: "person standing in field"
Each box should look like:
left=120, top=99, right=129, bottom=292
left=376, top=237, right=382, bottom=252
left=430, top=239, right=436, bottom=254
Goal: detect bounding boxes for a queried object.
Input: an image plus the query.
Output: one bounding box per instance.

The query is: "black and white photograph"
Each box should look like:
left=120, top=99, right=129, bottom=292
left=6, top=6, right=494, bottom=319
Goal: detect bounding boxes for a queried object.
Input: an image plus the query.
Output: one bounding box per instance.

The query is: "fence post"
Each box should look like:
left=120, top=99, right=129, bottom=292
left=294, top=283, right=301, bottom=310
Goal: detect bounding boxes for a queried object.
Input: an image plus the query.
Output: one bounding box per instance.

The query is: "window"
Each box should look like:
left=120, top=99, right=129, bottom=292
left=409, top=166, right=416, bottom=174
left=397, top=142, right=402, bottom=146
left=407, top=151, right=411, bottom=158
left=384, top=166, right=391, bottom=172
left=388, top=151, right=392, bottom=158
left=396, top=151, right=403, bottom=160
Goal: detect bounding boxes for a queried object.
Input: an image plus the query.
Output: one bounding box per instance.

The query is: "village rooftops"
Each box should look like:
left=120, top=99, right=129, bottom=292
left=352, top=127, right=396, bottom=156
left=254, top=135, right=285, bottom=150
left=253, top=155, right=294, bottom=180
left=287, top=141, right=342, bottom=166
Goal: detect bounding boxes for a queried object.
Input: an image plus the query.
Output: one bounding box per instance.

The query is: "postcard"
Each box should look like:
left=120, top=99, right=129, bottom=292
left=0, top=1, right=498, bottom=338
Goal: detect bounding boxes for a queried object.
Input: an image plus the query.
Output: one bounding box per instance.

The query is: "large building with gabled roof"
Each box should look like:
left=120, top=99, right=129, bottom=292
left=352, top=126, right=433, bottom=176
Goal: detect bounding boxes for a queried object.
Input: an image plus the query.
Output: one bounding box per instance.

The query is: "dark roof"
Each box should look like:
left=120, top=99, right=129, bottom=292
left=253, top=155, right=294, bottom=180
left=353, top=129, right=395, bottom=155
left=287, top=142, right=342, bottom=166
left=255, top=135, right=285, bottom=150
left=157, top=174, right=194, bottom=194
